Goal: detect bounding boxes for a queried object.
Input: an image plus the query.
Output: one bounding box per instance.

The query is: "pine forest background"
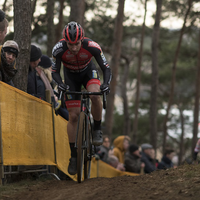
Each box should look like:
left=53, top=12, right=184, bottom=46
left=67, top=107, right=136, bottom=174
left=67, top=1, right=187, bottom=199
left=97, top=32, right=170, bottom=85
left=1, top=0, right=200, bottom=165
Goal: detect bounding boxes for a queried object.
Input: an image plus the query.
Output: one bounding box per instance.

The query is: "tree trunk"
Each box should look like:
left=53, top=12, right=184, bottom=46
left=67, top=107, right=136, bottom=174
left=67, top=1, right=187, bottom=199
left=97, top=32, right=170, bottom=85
left=69, top=0, right=85, bottom=26
left=55, top=0, right=65, bottom=43
left=179, top=106, right=184, bottom=165
left=192, top=29, right=200, bottom=157
left=149, top=0, right=162, bottom=150
left=121, top=57, right=130, bottom=136
left=47, top=0, right=55, bottom=57
left=132, top=0, right=148, bottom=143
left=104, top=0, right=125, bottom=138
left=162, top=0, right=193, bottom=153
left=12, top=0, right=32, bottom=92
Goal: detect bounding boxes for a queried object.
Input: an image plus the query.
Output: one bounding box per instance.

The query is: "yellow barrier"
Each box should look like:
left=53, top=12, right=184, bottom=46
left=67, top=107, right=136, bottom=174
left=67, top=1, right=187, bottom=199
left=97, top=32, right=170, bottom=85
left=90, top=158, right=139, bottom=178
left=0, top=81, right=138, bottom=181
left=0, top=82, right=55, bottom=165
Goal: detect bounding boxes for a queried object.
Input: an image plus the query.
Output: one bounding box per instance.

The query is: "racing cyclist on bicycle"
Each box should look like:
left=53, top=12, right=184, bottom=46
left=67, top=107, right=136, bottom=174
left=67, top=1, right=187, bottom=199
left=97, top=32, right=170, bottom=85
left=52, top=21, right=112, bottom=175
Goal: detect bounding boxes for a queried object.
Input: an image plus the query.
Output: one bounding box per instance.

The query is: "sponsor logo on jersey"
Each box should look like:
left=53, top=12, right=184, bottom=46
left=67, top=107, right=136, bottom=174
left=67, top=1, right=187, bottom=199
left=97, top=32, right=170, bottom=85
left=53, top=49, right=63, bottom=56
left=52, top=42, right=63, bottom=56
left=79, top=53, right=88, bottom=59
left=52, top=42, right=63, bottom=53
left=67, top=94, right=72, bottom=99
left=88, top=41, right=101, bottom=51
left=66, top=54, right=74, bottom=58
left=92, top=70, right=97, bottom=78
left=100, top=52, right=107, bottom=65
left=67, top=101, right=81, bottom=108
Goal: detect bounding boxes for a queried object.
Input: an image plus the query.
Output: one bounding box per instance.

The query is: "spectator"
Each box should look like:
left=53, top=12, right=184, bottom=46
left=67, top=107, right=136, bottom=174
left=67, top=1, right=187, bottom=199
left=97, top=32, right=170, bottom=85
left=141, top=143, right=156, bottom=173
left=96, top=135, right=111, bottom=163
left=124, top=144, right=145, bottom=174
left=150, top=148, right=159, bottom=168
left=36, top=55, right=55, bottom=101
left=157, top=149, right=175, bottom=170
left=193, top=138, right=200, bottom=164
left=0, top=9, right=8, bottom=44
left=0, top=40, right=19, bottom=86
left=113, top=135, right=130, bottom=164
left=27, top=44, right=42, bottom=98
left=38, top=55, right=69, bottom=120
left=107, top=155, right=125, bottom=171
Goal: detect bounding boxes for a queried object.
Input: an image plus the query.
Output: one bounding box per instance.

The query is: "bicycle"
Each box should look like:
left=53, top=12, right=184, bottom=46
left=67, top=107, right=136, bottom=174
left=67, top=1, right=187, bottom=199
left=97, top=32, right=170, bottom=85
left=59, top=90, right=107, bottom=183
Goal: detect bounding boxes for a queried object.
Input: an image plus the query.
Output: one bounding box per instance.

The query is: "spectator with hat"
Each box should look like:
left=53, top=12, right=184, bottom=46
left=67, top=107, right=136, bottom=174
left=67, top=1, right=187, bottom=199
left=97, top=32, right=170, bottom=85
left=124, top=144, right=145, bottom=174
left=0, top=9, right=8, bottom=44
left=0, top=40, right=19, bottom=86
left=27, top=44, right=42, bottom=97
left=36, top=54, right=53, bottom=101
left=141, top=143, right=156, bottom=173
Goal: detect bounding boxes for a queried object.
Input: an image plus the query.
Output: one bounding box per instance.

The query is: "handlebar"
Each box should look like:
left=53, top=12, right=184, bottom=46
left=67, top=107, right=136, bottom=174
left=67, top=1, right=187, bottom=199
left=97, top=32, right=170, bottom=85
left=59, top=90, right=107, bottom=109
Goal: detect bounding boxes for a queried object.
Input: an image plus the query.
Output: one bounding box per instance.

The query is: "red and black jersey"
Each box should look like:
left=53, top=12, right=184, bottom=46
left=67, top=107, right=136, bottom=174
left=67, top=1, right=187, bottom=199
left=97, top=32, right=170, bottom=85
left=52, top=37, right=112, bottom=85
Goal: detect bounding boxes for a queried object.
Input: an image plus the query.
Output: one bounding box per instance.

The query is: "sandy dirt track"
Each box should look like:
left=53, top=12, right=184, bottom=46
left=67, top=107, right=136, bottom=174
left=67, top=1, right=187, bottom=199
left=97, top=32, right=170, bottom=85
left=1, top=164, right=200, bottom=200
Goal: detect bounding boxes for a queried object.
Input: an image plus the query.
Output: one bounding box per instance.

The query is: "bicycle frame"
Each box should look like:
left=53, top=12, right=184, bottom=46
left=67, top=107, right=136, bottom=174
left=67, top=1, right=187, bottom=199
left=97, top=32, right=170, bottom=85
left=59, top=90, right=106, bottom=150
left=74, top=94, right=91, bottom=149
left=59, top=90, right=106, bottom=182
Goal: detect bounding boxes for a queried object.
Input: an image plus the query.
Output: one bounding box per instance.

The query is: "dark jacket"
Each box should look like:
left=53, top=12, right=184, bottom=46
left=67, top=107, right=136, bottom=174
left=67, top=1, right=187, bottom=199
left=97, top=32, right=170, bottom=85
left=27, top=68, right=38, bottom=96
left=141, top=152, right=156, bottom=173
left=124, top=152, right=141, bottom=173
left=157, top=156, right=173, bottom=170
left=27, top=68, right=46, bottom=100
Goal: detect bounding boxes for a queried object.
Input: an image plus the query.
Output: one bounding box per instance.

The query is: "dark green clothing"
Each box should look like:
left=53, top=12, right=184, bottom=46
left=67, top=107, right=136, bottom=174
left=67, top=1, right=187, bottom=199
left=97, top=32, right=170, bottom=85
left=124, top=152, right=141, bottom=173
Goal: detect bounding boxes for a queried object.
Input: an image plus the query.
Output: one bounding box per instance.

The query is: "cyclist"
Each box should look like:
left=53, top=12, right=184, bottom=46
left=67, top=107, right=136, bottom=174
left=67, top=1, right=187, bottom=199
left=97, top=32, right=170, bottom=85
left=52, top=21, right=112, bottom=175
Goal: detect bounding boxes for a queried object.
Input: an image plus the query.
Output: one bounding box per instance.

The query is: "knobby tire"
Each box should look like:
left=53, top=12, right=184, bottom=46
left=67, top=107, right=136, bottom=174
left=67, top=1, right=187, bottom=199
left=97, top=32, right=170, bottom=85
left=84, top=118, right=92, bottom=180
left=77, top=112, right=85, bottom=183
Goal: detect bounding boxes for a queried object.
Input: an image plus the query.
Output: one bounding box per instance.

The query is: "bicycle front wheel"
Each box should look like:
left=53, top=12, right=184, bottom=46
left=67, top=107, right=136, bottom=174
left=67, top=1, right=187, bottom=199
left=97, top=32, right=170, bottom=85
left=77, top=112, right=86, bottom=183
left=84, top=116, right=92, bottom=180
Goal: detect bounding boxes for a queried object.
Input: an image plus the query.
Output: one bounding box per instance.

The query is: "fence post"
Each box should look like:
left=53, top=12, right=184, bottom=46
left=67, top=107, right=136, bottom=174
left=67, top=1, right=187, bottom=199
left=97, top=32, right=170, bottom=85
left=49, top=94, right=57, bottom=174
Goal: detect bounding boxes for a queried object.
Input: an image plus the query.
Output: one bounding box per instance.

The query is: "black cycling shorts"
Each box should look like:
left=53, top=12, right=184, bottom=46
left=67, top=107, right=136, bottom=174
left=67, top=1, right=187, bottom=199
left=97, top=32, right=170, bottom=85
left=64, top=61, right=101, bottom=108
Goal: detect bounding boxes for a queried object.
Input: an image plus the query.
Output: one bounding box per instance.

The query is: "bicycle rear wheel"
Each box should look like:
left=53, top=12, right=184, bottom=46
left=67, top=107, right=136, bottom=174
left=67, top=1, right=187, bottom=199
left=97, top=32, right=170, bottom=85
left=77, top=112, right=86, bottom=183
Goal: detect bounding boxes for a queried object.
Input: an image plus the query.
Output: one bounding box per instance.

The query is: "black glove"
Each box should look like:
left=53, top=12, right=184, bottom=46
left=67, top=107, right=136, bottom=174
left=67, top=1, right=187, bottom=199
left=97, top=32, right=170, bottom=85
left=58, top=83, right=69, bottom=92
left=100, top=83, right=110, bottom=94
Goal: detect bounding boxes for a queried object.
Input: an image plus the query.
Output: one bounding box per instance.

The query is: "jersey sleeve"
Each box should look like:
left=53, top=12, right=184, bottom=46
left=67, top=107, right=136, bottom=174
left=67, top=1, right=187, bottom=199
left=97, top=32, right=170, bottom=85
left=51, top=40, right=65, bottom=85
left=95, top=50, right=112, bottom=85
left=86, top=39, right=112, bottom=85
